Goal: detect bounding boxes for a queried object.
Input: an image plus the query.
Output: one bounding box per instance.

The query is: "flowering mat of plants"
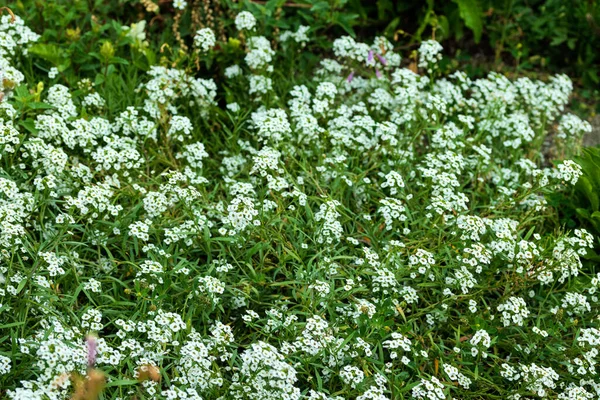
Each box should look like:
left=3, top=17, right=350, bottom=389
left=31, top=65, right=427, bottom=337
left=0, top=7, right=599, bottom=400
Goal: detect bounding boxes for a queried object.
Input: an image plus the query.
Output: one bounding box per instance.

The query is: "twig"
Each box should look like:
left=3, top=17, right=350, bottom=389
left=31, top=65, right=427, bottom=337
left=0, top=6, right=16, bottom=22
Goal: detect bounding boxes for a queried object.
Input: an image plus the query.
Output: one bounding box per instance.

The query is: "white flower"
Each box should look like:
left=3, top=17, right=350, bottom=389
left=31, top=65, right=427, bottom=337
left=225, top=64, right=242, bottom=78
left=48, top=67, right=58, bottom=79
left=173, top=0, right=187, bottom=10
left=556, top=160, right=582, bottom=185
left=0, top=355, right=10, bottom=375
left=227, top=102, right=240, bottom=112
left=123, top=20, right=147, bottom=47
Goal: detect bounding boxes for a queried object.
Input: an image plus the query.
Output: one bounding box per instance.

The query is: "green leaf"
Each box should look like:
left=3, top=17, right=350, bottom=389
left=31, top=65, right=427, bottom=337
left=19, top=119, right=37, bottom=134
left=28, top=43, right=64, bottom=65
left=550, top=36, right=566, bottom=46
left=110, top=56, right=130, bottom=65
left=106, top=64, right=117, bottom=76
left=105, top=379, right=139, bottom=387
left=15, top=279, right=27, bottom=294
left=265, top=0, right=286, bottom=13
left=575, top=176, right=599, bottom=211
left=453, top=0, right=483, bottom=43
left=310, top=1, right=330, bottom=12
left=575, top=207, right=591, bottom=220
left=586, top=69, right=600, bottom=84
left=377, top=0, right=394, bottom=21
left=13, top=85, right=30, bottom=99
left=384, top=17, right=401, bottom=37
left=145, top=48, right=157, bottom=66
left=95, top=73, right=105, bottom=86
left=523, top=226, right=536, bottom=241
left=0, top=321, right=25, bottom=329
left=333, top=12, right=358, bottom=37
left=27, top=102, right=54, bottom=110
left=437, top=15, right=450, bottom=39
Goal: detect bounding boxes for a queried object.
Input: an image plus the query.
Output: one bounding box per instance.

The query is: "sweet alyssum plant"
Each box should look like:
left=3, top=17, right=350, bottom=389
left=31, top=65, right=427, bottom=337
left=0, top=9, right=598, bottom=400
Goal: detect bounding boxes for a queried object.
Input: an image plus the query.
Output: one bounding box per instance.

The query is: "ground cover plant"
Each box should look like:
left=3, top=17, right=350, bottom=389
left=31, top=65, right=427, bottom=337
left=0, top=3, right=599, bottom=400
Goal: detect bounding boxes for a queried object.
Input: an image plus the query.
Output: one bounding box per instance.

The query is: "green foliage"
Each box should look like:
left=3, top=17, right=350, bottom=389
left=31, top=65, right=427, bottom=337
left=549, top=147, right=600, bottom=256
left=260, top=0, right=598, bottom=94
left=573, top=148, right=600, bottom=241
left=454, top=0, right=483, bottom=43
left=281, top=0, right=600, bottom=93
left=23, top=0, right=597, bottom=94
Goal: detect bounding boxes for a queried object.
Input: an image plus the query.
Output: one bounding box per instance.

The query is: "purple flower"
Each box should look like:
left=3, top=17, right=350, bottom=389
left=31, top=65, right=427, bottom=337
left=376, top=54, right=388, bottom=66
left=368, top=50, right=374, bottom=63
left=87, top=335, right=97, bottom=368
left=376, top=69, right=382, bottom=79
left=346, top=71, right=355, bottom=83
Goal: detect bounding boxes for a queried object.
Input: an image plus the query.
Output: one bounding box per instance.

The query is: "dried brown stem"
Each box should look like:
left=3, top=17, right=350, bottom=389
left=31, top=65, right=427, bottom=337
left=0, top=7, right=16, bottom=22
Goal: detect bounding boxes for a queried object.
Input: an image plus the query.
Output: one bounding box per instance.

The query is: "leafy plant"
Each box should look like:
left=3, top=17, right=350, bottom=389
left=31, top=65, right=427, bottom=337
left=547, top=146, right=600, bottom=259
left=572, top=147, right=600, bottom=247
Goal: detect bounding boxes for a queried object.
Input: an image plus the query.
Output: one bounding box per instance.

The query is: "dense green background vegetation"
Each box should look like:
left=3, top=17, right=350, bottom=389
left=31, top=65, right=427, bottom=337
left=12, top=0, right=600, bottom=113
left=2, top=1, right=600, bottom=399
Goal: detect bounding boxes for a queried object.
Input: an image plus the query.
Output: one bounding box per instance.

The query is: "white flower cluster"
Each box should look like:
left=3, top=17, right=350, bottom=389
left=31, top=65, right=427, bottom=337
left=235, top=11, right=257, bottom=31
left=443, top=363, right=472, bottom=389
left=409, top=248, right=435, bottom=276
left=139, top=66, right=217, bottom=117
left=280, top=25, right=310, bottom=46
left=194, top=28, right=216, bottom=53
left=0, top=14, right=39, bottom=97
left=412, top=376, right=446, bottom=400
left=497, top=296, right=530, bottom=327
left=315, top=200, right=344, bottom=244
left=418, top=40, right=444, bottom=73
left=245, top=36, right=275, bottom=70
left=1, top=12, right=597, bottom=400
left=230, top=341, right=301, bottom=400
left=470, top=329, right=492, bottom=357
left=557, top=113, right=592, bottom=139
left=556, top=159, right=583, bottom=185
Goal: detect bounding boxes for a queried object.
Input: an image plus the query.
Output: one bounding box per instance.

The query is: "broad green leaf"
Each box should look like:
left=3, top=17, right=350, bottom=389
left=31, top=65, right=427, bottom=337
left=454, top=0, right=483, bottom=43
left=575, top=176, right=599, bottom=211
left=437, top=15, right=450, bottom=39
left=95, top=73, right=105, bottom=86
left=19, top=119, right=37, bottom=134
left=145, top=48, right=156, bottom=66
left=28, top=43, right=64, bottom=65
